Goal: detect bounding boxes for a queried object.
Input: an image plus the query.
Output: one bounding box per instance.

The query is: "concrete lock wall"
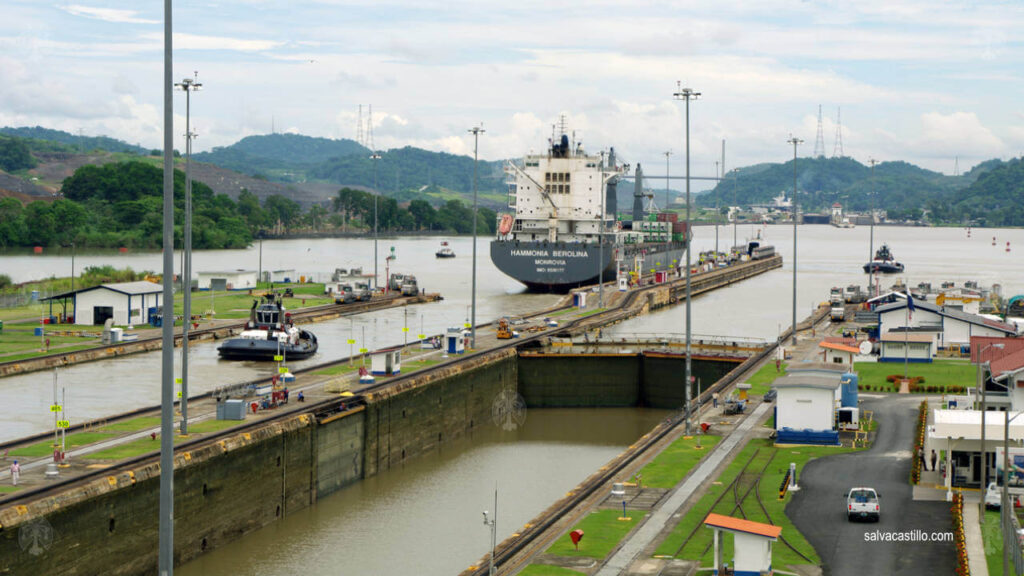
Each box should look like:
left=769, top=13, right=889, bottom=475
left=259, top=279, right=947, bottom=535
left=315, top=408, right=366, bottom=498
left=518, top=353, right=740, bottom=409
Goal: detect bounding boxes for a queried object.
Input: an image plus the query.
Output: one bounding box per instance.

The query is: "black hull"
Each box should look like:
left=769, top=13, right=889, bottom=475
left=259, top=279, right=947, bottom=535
left=217, top=331, right=318, bottom=361
left=863, top=262, right=904, bottom=274
left=490, top=239, right=687, bottom=293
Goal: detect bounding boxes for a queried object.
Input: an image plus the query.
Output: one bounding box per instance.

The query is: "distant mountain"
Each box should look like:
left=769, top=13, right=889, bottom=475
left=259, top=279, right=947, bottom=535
left=194, top=133, right=369, bottom=177
left=697, top=156, right=975, bottom=216
left=309, top=145, right=506, bottom=196
left=0, top=126, right=148, bottom=155
left=935, top=157, right=1024, bottom=226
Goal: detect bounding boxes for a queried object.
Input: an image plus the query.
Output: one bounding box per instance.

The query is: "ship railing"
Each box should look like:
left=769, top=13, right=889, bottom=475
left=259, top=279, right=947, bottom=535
left=554, top=332, right=773, bottom=350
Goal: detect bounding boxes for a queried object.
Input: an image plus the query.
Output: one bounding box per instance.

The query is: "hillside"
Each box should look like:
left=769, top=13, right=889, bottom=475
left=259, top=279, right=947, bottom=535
left=698, top=156, right=974, bottom=216
left=0, top=126, right=148, bottom=155
left=937, top=158, right=1024, bottom=226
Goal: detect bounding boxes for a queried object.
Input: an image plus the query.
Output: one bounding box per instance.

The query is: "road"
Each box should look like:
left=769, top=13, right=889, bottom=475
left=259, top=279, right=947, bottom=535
left=787, top=395, right=955, bottom=576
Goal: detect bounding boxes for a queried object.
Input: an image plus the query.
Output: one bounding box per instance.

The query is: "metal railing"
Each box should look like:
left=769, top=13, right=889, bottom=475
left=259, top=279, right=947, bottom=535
left=1001, top=491, right=1024, bottom=575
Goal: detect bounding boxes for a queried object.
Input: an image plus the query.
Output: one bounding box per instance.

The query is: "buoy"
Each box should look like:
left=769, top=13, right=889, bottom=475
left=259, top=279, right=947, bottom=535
left=33, top=246, right=42, bottom=254
left=1007, top=242, right=1011, bottom=253
left=993, top=237, right=997, bottom=246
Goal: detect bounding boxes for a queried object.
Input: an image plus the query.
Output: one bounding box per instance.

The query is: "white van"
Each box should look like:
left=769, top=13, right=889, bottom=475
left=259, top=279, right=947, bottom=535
left=984, top=480, right=1024, bottom=509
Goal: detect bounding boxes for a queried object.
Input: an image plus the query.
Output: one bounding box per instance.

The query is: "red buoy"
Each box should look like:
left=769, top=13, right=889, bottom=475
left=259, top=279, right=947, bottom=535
left=993, top=237, right=997, bottom=246
left=33, top=246, right=42, bottom=254
left=119, top=247, right=128, bottom=253
left=1007, top=242, right=1011, bottom=253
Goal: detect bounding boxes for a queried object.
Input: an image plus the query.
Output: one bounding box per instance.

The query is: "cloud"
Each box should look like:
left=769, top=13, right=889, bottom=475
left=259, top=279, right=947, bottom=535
left=62, top=5, right=159, bottom=25
left=137, top=33, right=284, bottom=52
left=917, top=111, right=1004, bottom=157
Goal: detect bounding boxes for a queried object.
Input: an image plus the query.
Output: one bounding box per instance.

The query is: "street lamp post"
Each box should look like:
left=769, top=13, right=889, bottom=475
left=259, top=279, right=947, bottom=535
left=483, top=488, right=498, bottom=576
left=731, top=168, right=739, bottom=249
left=175, top=72, right=201, bottom=436
left=868, top=158, right=877, bottom=295
left=469, top=125, right=484, bottom=349
left=978, top=342, right=1004, bottom=520
left=664, top=150, right=673, bottom=211
left=370, top=152, right=381, bottom=291
left=787, top=136, right=803, bottom=346
left=1003, top=408, right=1022, bottom=576
left=713, top=160, right=719, bottom=255
left=674, top=83, right=700, bottom=436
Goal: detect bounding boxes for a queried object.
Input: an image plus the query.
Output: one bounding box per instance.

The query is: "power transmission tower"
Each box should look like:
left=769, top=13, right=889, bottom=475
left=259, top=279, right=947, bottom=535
left=813, top=105, right=825, bottom=158
left=356, top=105, right=364, bottom=147
left=832, top=107, right=844, bottom=158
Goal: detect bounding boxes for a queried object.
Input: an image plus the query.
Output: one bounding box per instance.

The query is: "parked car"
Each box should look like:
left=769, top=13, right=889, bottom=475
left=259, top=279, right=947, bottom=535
left=763, top=389, right=777, bottom=402
left=846, top=487, right=880, bottom=522
left=984, top=481, right=1024, bottom=509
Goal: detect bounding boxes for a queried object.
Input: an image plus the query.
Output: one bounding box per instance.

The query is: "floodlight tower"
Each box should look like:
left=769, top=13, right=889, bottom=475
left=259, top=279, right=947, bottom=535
left=673, top=82, right=700, bottom=436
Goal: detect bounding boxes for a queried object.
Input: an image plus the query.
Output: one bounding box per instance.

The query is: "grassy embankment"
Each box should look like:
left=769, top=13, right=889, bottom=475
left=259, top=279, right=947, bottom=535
left=853, top=359, right=973, bottom=393
left=654, top=437, right=858, bottom=570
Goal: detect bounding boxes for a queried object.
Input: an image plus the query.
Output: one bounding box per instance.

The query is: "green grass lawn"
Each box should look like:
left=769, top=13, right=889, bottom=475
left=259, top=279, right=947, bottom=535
left=853, top=359, right=974, bottom=392
left=10, top=431, right=114, bottom=457
left=99, top=416, right=162, bottom=433
left=0, top=329, right=101, bottom=359
left=546, top=509, right=648, bottom=559
left=745, top=361, right=788, bottom=396
left=403, top=357, right=440, bottom=370
left=0, top=343, right=105, bottom=363
left=187, top=419, right=242, bottom=434
left=984, top=509, right=1004, bottom=576
left=84, top=419, right=241, bottom=460
left=518, top=566, right=585, bottom=576
left=654, top=437, right=857, bottom=569
left=0, top=485, right=22, bottom=493
left=638, top=435, right=722, bottom=489
left=314, top=363, right=361, bottom=376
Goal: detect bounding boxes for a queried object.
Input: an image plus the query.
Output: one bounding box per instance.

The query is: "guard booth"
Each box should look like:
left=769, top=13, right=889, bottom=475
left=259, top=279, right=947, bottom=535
left=704, top=513, right=781, bottom=576
left=445, top=327, right=465, bottom=355
left=371, top=347, right=402, bottom=376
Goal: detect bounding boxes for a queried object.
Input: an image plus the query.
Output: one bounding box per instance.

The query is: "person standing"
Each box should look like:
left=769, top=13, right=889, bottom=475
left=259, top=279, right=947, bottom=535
left=712, top=392, right=719, bottom=408
left=930, top=449, right=937, bottom=472
left=10, top=460, right=20, bottom=486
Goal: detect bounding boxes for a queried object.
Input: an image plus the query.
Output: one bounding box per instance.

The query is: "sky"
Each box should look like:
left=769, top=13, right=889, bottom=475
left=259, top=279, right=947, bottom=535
left=1, top=0, right=1022, bottom=184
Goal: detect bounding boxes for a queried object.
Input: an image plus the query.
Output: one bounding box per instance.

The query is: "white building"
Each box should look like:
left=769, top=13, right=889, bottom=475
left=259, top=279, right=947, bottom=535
left=704, top=513, right=781, bottom=576
left=270, top=269, right=296, bottom=283
left=878, top=333, right=934, bottom=363
left=929, top=409, right=1024, bottom=492
left=197, top=270, right=258, bottom=291
left=56, top=281, right=163, bottom=326
left=876, top=299, right=1017, bottom=352
left=772, top=368, right=843, bottom=445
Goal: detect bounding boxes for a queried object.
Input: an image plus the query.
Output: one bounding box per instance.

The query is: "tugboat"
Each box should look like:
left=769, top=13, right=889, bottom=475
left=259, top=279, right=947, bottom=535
left=863, top=243, right=904, bottom=274
left=435, top=241, right=456, bottom=258
left=217, top=294, right=318, bottom=361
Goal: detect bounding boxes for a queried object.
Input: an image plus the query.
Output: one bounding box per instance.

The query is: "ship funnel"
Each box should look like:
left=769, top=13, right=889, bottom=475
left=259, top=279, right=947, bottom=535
left=633, top=163, right=644, bottom=222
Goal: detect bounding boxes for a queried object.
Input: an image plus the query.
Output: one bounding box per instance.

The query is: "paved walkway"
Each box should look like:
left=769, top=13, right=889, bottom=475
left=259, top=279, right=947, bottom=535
left=595, top=401, right=772, bottom=576
left=962, top=498, right=989, bottom=576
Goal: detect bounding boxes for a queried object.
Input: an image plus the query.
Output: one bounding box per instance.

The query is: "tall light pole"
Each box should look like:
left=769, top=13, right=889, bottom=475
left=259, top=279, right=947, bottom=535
left=468, top=125, right=484, bottom=349
left=867, top=158, right=877, bottom=295
left=977, top=342, right=1004, bottom=520
left=159, top=0, right=175, bottom=571
left=787, top=136, right=803, bottom=346
left=674, top=83, right=700, bottom=436
left=174, top=72, right=200, bottom=436
left=731, top=168, right=739, bottom=249
left=663, top=150, right=672, bottom=210
left=370, top=152, right=381, bottom=291
left=713, top=160, right=720, bottom=255
left=483, top=488, right=498, bottom=576
left=1003, top=408, right=1022, bottom=576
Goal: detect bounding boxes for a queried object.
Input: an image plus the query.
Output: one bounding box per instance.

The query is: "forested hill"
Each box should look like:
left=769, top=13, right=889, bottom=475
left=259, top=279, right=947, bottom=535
left=0, top=126, right=148, bottom=155
left=309, top=146, right=506, bottom=195
left=697, top=155, right=1012, bottom=219
left=936, top=158, right=1024, bottom=226
left=193, top=133, right=369, bottom=173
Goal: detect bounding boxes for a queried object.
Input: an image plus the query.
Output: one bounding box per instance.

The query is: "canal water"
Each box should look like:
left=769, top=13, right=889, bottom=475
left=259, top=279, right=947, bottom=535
left=175, top=407, right=670, bottom=576
left=2, top=226, right=1023, bottom=441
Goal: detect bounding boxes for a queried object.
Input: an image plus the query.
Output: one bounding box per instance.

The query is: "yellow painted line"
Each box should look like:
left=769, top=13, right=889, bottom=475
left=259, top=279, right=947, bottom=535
left=17, top=505, right=27, bottom=515
left=108, top=476, right=117, bottom=486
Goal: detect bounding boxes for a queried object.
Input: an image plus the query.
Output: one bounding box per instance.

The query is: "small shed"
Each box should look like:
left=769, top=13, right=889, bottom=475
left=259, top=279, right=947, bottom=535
left=371, top=347, right=402, bottom=376
left=704, top=512, right=781, bottom=576
left=270, top=269, right=296, bottom=283
left=819, top=340, right=861, bottom=367
left=44, top=281, right=163, bottom=326
left=197, top=270, right=258, bottom=291
left=445, top=327, right=466, bottom=355
left=773, top=372, right=842, bottom=445
left=879, top=333, right=934, bottom=363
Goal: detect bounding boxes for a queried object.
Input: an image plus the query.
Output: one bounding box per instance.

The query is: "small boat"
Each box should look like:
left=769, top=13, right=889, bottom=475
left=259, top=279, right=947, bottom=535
left=863, top=244, right=904, bottom=274
left=435, top=241, right=456, bottom=258
left=217, top=294, right=318, bottom=361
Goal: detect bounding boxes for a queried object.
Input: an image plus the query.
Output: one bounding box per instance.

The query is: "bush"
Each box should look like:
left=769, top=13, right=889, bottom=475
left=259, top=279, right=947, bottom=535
left=0, top=273, right=11, bottom=291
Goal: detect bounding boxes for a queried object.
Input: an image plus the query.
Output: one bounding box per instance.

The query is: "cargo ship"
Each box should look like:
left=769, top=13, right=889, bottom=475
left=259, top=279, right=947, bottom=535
left=490, top=127, right=688, bottom=292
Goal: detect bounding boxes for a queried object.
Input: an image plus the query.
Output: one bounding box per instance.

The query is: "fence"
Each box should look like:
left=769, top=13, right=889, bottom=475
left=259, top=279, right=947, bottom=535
left=1001, top=491, right=1024, bottom=575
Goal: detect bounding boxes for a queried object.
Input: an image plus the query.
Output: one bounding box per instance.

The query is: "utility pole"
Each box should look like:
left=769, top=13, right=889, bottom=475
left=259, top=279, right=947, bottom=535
left=174, top=71, right=201, bottom=436
left=732, top=168, right=739, bottom=249
left=370, top=152, right=381, bottom=291
left=714, top=160, right=720, bottom=255
left=788, top=135, right=803, bottom=346
left=674, top=83, right=700, bottom=436
left=469, top=125, right=484, bottom=349
left=868, top=158, right=877, bottom=295
left=159, top=0, right=175, bottom=571
left=663, top=150, right=672, bottom=210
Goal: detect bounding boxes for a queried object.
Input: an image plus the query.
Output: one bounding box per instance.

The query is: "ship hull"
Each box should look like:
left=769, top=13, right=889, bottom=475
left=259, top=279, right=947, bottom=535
left=863, top=262, right=904, bottom=274
left=217, top=330, right=318, bottom=361
left=490, top=239, right=687, bottom=292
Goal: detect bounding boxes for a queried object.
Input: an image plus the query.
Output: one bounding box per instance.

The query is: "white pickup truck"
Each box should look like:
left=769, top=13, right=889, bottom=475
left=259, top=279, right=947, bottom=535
left=846, top=487, right=880, bottom=522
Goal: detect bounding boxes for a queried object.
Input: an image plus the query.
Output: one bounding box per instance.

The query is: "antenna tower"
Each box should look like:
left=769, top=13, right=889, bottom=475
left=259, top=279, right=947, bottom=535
left=356, top=105, right=364, bottom=147
left=813, top=105, right=825, bottom=158
left=366, top=104, right=375, bottom=151
left=832, top=107, right=844, bottom=158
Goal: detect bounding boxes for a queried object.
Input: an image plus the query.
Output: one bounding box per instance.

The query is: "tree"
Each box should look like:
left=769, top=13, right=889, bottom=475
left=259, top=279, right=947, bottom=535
left=263, top=194, right=301, bottom=227
left=408, top=199, right=436, bottom=230
left=0, top=137, right=36, bottom=171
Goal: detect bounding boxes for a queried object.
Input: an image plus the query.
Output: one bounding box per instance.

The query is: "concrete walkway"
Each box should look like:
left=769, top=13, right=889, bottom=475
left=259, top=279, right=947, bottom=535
left=595, top=401, right=772, bottom=576
left=962, top=499, right=989, bottom=576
